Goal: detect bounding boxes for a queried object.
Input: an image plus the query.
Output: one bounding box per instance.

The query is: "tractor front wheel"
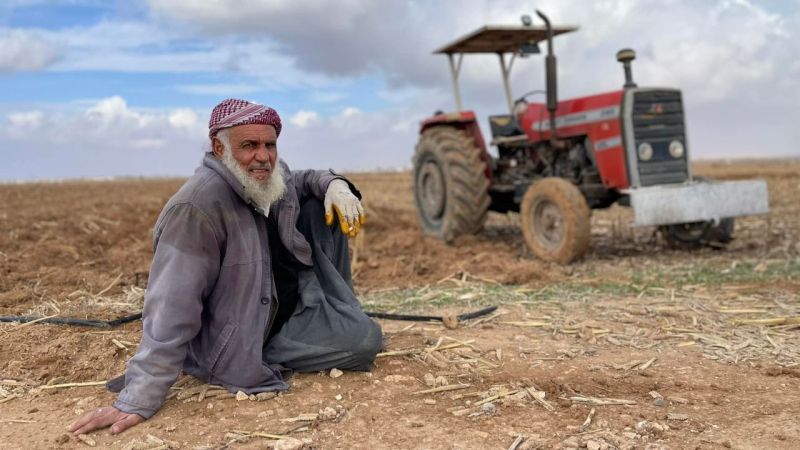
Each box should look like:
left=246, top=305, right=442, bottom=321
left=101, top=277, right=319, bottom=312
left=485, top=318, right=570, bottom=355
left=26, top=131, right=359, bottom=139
left=520, top=178, right=591, bottom=264
left=412, top=126, right=490, bottom=242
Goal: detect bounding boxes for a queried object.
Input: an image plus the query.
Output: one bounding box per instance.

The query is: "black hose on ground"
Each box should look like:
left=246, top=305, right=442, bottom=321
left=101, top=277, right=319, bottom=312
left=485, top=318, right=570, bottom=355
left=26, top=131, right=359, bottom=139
left=0, top=312, right=143, bottom=328
left=0, top=306, right=497, bottom=329
left=365, top=305, right=497, bottom=322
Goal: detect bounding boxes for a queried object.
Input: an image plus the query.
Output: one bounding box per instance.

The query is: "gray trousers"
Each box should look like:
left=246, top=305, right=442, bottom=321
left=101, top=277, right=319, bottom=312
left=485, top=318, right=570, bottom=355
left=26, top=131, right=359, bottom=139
left=262, top=198, right=383, bottom=372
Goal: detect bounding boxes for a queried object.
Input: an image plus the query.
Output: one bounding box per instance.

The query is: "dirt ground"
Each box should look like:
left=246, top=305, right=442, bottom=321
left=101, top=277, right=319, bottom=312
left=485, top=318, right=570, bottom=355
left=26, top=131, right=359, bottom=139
left=1, top=160, right=798, bottom=449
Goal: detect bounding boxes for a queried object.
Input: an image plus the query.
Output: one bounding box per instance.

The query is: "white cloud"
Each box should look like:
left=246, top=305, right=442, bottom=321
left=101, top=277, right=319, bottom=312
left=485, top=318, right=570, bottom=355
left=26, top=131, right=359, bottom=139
left=289, top=110, right=319, bottom=127
left=168, top=109, right=201, bottom=129
left=279, top=107, right=417, bottom=172
left=149, top=1, right=791, bottom=90
left=8, top=111, right=44, bottom=128
left=0, top=0, right=798, bottom=182
left=1, top=97, right=209, bottom=180
left=341, top=107, right=361, bottom=118
left=85, top=96, right=155, bottom=128
left=0, top=29, right=60, bottom=72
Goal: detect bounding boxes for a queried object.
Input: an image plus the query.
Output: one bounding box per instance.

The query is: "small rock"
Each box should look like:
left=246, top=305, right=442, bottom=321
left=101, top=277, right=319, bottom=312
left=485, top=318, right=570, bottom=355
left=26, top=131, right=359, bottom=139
left=383, top=374, right=414, bottom=383
left=27, top=407, right=39, bottom=414
left=423, top=373, right=436, bottom=387
left=561, top=436, right=580, bottom=448
left=165, top=426, right=176, bottom=432
left=255, top=392, right=277, bottom=401
left=75, top=396, right=96, bottom=408
left=121, top=438, right=149, bottom=450
left=586, top=440, right=601, bottom=450
left=257, top=410, right=275, bottom=418
left=235, top=391, right=249, bottom=401
left=667, top=396, right=689, bottom=404
left=653, top=398, right=664, bottom=407
left=77, top=434, right=96, bottom=447
left=273, top=437, right=305, bottom=450
left=667, top=412, right=689, bottom=421
left=318, top=406, right=338, bottom=421
left=207, top=403, right=213, bottom=409
left=442, top=315, right=460, bottom=329
left=636, top=420, right=668, bottom=434
left=248, top=394, right=256, bottom=401
left=407, top=421, right=424, bottom=428
left=423, top=399, right=436, bottom=405
left=480, top=403, right=496, bottom=415
left=55, top=434, right=70, bottom=445
left=335, top=394, right=343, bottom=401
left=329, top=368, right=343, bottom=378
left=434, top=376, right=448, bottom=387
left=644, top=444, right=670, bottom=450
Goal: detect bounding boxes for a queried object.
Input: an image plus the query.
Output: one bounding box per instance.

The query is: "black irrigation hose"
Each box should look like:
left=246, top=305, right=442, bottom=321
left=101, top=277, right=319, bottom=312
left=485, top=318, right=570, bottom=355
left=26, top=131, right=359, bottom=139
left=365, top=305, right=498, bottom=322
left=0, top=312, right=142, bottom=328
left=0, top=306, right=497, bottom=329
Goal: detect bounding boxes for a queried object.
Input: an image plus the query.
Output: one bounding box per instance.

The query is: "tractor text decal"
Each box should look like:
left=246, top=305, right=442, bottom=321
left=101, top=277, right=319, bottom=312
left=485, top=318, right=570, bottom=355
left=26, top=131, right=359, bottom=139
left=532, top=106, right=620, bottom=131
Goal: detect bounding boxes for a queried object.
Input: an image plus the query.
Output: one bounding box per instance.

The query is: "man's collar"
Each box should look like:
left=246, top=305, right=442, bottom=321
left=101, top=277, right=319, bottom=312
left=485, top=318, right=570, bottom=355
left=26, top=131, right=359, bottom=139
left=202, top=152, right=255, bottom=208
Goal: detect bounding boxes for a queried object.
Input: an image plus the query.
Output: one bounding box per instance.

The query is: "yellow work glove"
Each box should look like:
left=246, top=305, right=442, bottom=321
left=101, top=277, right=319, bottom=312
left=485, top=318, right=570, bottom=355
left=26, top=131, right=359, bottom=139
left=323, top=179, right=365, bottom=238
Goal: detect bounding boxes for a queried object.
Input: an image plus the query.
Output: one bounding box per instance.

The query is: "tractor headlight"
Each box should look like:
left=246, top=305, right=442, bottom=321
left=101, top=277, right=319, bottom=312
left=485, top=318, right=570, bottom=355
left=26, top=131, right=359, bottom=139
left=637, top=142, right=653, bottom=161
left=669, top=140, right=685, bottom=159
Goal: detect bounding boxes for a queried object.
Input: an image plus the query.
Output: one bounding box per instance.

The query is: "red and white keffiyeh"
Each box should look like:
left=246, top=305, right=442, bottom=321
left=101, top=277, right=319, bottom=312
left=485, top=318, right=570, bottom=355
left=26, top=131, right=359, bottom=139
left=208, top=98, right=282, bottom=139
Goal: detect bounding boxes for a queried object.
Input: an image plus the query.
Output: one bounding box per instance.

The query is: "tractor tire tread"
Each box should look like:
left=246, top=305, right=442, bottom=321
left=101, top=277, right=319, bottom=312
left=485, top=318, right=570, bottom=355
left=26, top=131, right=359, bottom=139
left=413, top=126, right=491, bottom=241
left=520, top=177, right=591, bottom=264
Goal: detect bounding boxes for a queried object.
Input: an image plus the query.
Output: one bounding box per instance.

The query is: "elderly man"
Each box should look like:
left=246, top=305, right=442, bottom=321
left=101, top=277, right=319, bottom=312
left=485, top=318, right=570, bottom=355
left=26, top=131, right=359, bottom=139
left=68, top=99, right=383, bottom=435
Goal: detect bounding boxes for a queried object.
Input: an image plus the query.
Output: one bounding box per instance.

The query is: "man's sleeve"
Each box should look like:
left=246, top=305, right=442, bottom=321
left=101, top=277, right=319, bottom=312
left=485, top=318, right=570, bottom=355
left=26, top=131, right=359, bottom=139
left=284, top=160, right=362, bottom=201
left=113, top=202, right=221, bottom=419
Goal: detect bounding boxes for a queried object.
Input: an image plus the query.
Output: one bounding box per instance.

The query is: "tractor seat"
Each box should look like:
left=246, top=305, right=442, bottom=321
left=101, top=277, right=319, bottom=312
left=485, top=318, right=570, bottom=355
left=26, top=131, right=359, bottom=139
left=488, top=114, right=527, bottom=146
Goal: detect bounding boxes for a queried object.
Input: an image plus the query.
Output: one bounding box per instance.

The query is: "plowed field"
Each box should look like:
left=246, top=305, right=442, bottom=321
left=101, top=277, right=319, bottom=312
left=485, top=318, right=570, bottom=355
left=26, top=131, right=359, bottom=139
left=1, top=160, right=798, bottom=449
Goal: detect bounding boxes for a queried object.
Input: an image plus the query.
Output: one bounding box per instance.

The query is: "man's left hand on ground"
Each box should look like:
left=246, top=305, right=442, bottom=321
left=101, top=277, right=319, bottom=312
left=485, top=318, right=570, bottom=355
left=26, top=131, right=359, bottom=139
left=324, top=179, right=365, bottom=237
left=67, top=406, right=144, bottom=435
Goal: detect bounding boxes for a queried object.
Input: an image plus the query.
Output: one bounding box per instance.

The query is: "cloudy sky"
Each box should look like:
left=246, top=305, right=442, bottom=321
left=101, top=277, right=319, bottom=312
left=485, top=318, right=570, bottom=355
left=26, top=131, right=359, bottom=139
left=1, top=0, right=798, bottom=181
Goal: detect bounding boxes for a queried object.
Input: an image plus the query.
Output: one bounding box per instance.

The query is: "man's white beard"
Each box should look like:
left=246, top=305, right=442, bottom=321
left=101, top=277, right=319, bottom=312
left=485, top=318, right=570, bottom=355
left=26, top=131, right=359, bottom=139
left=221, top=149, right=286, bottom=211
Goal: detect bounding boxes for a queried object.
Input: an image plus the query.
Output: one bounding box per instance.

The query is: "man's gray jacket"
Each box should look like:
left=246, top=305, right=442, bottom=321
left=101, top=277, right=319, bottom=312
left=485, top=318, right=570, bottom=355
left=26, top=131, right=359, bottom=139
left=113, top=153, right=350, bottom=418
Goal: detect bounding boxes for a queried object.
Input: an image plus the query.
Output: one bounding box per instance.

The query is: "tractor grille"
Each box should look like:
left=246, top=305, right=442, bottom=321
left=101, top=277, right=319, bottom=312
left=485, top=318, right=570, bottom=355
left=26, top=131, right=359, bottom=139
left=631, top=90, right=689, bottom=186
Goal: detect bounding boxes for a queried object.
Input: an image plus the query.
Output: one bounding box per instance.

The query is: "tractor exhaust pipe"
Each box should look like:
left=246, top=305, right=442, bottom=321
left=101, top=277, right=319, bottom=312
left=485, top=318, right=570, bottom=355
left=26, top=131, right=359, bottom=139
left=616, top=48, right=637, bottom=88
left=536, top=10, right=560, bottom=147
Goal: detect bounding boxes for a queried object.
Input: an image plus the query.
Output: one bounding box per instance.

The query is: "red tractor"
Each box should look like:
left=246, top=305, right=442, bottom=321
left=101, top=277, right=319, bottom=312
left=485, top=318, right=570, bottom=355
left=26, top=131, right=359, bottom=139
left=412, top=11, right=769, bottom=264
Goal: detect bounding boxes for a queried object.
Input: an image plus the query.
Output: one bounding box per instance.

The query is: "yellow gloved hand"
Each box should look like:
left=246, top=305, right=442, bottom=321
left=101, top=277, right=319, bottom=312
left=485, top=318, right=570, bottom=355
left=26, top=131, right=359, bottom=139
left=324, top=179, right=365, bottom=238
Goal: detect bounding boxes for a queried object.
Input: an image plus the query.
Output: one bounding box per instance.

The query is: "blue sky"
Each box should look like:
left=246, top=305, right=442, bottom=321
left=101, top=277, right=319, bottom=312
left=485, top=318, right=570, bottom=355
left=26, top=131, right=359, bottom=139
left=1, top=0, right=799, bottom=181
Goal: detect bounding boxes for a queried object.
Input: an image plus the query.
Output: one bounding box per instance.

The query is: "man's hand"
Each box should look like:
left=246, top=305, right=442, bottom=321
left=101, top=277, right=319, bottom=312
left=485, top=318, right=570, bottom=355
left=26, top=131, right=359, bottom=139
left=324, top=179, right=365, bottom=237
left=68, top=406, right=144, bottom=435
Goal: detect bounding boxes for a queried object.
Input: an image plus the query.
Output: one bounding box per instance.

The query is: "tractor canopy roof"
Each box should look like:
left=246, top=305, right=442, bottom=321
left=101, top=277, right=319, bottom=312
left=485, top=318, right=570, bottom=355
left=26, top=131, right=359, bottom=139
left=434, top=25, right=577, bottom=55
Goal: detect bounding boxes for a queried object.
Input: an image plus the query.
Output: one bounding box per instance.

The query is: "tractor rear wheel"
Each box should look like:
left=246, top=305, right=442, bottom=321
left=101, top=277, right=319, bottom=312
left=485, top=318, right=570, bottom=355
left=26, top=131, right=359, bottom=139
left=520, top=178, right=591, bottom=264
left=412, top=126, right=490, bottom=242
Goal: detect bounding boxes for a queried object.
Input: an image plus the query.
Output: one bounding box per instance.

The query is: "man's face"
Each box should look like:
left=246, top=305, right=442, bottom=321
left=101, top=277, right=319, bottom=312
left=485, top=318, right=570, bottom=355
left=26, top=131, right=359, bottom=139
left=213, top=124, right=278, bottom=183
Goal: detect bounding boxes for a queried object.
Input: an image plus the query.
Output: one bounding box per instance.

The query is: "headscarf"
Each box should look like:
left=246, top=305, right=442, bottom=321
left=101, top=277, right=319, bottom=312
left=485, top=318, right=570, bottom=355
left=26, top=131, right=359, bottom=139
left=208, top=98, right=282, bottom=139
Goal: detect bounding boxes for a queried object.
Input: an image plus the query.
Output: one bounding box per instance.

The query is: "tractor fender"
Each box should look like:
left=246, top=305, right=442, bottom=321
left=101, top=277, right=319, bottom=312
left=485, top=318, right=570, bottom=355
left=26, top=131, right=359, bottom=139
left=419, top=111, right=492, bottom=179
